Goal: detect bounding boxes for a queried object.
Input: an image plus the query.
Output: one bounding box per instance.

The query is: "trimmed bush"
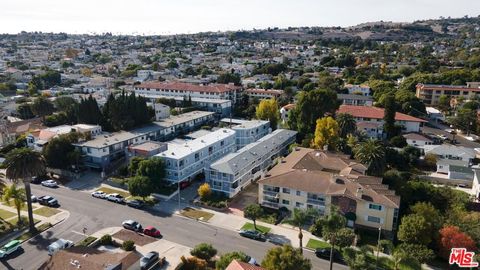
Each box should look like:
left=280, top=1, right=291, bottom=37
left=99, top=234, right=113, bottom=245
left=122, top=240, right=135, bottom=251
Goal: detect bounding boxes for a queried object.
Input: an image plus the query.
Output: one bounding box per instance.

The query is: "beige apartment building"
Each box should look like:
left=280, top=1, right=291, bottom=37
left=415, top=82, right=480, bottom=105
left=258, top=148, right=400, bottom=237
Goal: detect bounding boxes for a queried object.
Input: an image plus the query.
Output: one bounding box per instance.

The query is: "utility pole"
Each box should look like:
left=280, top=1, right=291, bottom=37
left=375, top=227, right=382, bottom=269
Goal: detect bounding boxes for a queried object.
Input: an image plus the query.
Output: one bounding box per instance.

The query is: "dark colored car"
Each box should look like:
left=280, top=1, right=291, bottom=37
left=126, top=199, right=144, bottom=209
left=122, top=220, right=143, bottom=232
left=140, top=251, right=159, bottom=270
left=238, top=230, right=266, bottom=241
left=143, top=226, right=161, bottom=237
left=38, top=196, right=59, bottom=207
left=31, top=176, right=42, bottom=185
left=179, top=180, right=192, bottom=190
left=315, top=248, right=343, bottom=263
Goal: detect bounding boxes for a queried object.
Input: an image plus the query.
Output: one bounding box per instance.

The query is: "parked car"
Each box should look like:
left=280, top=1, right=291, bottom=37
left=38, top=196, right=59, bottom=207
left=41, top=180, right=58, bottom=188
left=143, top=226, right=161, bottom=238
left=268, top=235, right=289, bottom=246
left=245, top=255, right=260, bottom=266
left=122, top=220, right=143, bottom=232
left=91, top=191, right=107, bottom=199
left=107, top=193, right=125, bottom=204
left=31, top=195, right=38, bottom=203
left=31, top=176, right=42, bottom=185
left=238, top=230, right=266, bottom=241
left=437, top=134, right=448, bottom=141
left=140, top=251, right=159, bottom=270
left=315, top=248, right=343, bottom=263
left=48, top=239, right=73, bottom=256
left=0, top=240, right=22, bottom=259
left=126, top=199, right=144, bottom=209
left=179, top=180, right=192, bottom=190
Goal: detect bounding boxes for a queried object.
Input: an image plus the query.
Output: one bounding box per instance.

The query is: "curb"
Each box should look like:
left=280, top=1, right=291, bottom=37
left=19, top=211, right=70, bottom=244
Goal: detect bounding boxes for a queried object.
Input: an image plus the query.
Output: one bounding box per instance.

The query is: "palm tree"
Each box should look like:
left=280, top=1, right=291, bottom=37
left=336, top=113, right=357, bottom=137
left=286, top=208, right=317, bottom=254
left=2, top=184, right=26, bottom=227
left=318, top=206, right=347, bottom=270
left=353, top=139, right=386, bottom=176
left=4, top=148, right=46, bottom=232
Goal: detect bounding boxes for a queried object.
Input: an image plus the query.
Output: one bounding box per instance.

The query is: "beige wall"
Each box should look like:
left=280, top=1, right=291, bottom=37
left=259, top=183, right=396, bottom=232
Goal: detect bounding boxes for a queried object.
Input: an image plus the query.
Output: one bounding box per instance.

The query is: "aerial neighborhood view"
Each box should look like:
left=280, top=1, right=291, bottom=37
left=0, top=1, right=480, bottom=269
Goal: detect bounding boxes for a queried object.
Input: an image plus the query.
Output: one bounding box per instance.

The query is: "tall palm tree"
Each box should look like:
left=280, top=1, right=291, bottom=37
left=286, top=208, right=317, bottom=254
left=319, top=206, right=347, bottom=270
left=4, top=148, right=46, bottom=232
left=2, top=184, right=26, bottom=227
left=353, top=139, right=386, bottom=176
left=336, top=113, right=357, bottom=138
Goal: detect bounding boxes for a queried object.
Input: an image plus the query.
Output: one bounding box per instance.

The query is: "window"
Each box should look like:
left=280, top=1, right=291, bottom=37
left=221, top=140, right=224, bottom=146
left=282, top=188, right=290, bottom=194
left=296, top=190, right=301, bottom=196
left=367, top=216, right=381, bottom=223
left=282, top=200, right=290, bottom=205
left=369, top=204, right=382, bottom=211
left=296, top=202, right=304, bottom=207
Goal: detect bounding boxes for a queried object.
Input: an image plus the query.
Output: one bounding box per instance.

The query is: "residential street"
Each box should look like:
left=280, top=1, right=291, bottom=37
left=4, top=185, right=348, bottom=270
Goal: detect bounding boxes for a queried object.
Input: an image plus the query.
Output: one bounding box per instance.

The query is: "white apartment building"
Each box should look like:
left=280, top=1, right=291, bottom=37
left=156, top=128, right=236, bottom=184
left=245, top=89, right=283, bottom=100
left=220, top=118, right=271, bottom=150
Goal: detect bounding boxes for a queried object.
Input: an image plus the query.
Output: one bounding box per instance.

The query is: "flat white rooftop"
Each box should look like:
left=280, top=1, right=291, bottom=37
left=156, top=128, right=235, bottom=159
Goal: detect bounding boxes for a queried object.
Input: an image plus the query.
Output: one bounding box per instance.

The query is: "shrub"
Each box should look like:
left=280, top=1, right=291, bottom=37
left=99, top=234, right=113, bottom=245
left=122, top=240, right=135, bottom=251
left=190, top=243, right=217, bottom=261
left=77, top=236, right=98, bottom=247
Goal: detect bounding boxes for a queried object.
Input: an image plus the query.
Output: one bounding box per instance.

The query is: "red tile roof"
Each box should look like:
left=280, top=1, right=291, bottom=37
left=337, top=105, right=426, bottom=123
left=226, top=260, right=265, bottom=270
left=136, top=81, right=242, bottom=93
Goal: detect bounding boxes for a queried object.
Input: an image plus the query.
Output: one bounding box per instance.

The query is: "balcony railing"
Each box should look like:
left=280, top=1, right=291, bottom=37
left=263, top=190, right=279, bottom=197
left=307, top=198, right=325, bottom=206
left=262, top=201, right=279, bottom=209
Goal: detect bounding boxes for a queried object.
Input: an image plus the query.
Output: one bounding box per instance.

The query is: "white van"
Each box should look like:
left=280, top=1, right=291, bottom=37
left=47, top=239, right=73, bottom=255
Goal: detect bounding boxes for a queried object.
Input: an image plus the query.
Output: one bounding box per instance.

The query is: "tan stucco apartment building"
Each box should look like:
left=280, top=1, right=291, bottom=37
left=258, top=148, right=401, bottom=237
left=415, top=82, right=480, bottom=105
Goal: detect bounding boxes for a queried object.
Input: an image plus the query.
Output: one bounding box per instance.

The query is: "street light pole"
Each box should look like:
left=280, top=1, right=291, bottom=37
left=177, top=181, right=181, bottom=209
left=376, top=227, right=382, bottom=269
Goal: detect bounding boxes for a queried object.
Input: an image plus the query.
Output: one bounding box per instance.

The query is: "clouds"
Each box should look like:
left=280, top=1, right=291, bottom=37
left=0, top=0, right=478, bottom=34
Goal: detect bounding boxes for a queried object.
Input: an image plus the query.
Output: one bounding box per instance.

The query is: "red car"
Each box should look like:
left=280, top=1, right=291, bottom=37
left=143, top=226, right=161, bottom=237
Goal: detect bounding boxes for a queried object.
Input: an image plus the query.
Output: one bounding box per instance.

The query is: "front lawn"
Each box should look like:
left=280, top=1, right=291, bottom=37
left=2, top=200, right=37, bottom=210
left=306, top=238, right=331, bottom=249
left=181, top=207, right=214, bottom=221
left=96, top=187, right=130, bottom=198
left=0, top=208, right=16, bottom=220
left=9, top=216, right=40, bottom=226
left=33, top=207, right=61, bottom=217
left=241, top=222, right=271, bottom=234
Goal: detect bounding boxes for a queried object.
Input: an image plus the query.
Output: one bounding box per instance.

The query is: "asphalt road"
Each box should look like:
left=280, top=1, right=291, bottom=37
left=422, top=124, right=480, bottom=149
left=4, top=185, right=348, bottom=270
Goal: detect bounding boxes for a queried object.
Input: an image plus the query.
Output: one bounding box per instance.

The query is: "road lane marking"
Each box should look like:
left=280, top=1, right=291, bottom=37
left=71, top=230, right=87, bottom=236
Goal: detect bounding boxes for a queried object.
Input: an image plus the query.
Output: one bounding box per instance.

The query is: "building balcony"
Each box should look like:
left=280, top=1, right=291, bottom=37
left=263, top=190, right=279, bottom=197
left=262, top=201, right=279, bottom=209
left=307, top=198, right=326, bottom=206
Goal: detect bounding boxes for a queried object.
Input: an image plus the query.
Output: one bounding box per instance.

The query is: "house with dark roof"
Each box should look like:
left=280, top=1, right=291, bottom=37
left=258, top=147, right=400, bottom=237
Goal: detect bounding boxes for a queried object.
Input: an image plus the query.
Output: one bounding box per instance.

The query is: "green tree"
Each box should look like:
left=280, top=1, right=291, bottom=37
left=353, top=139, right=386, bottom=176
left=334, top=228, right=356, bottom=250
left=397, top=214, right=431, bottom=246
left=288, top=89, right=338, bottom=139
left=5, top=148, right=46, bottom=232
left=255, top=99, right=279, bottom=130
left=128, top=176, right=154, bottom=200
left=78, top=95, right=103, bottom=125
left=261, top=245, right=311, bottom=270
left=342, top=247, right=372, bottom=270
left=217, top=73, right=241, bottom=86
left=190, top=243, right=217, bottom=262
left=31, top=96, right=55, bottom=120
left=396, top=243, right=435, bottom=264
left=383, top=94, right=397, bottom=139
left=2, top=184, right=26, bottom=227
left=180, top=256, right=208, bottom=270
left=286, top=208, right=317, bottom=254
left=54, top=96, right=77, bottom=111
left=215, top=251, right=248, bottom=270
left=437, top=95, right=450, bottom=113
left=243, top=204, right=263, bottom=230
left=136, top=157, right=166, bottom=186
left=17, top=103, right=34, bottom=119
left=317, top=207, right=348, bottom=270
left=42, top=133, right=79, bottom=169
left=336, top=113, right=357, bottom=137
left=313, top=116, right=339, bottom=150
left=128, top=156, right=145, bottom=176
left=449, top=108, right=477, bottom=134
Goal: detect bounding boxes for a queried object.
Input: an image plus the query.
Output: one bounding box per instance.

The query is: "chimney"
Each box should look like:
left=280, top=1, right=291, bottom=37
left=356, top=187, right=363, bottom=198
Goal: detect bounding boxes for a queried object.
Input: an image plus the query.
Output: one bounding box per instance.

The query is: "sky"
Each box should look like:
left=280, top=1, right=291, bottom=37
left=1, top=0, right=479, bottom=35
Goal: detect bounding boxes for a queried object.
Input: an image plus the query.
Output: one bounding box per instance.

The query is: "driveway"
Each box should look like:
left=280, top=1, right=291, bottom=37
left=228, top=183, right=259, bottom=216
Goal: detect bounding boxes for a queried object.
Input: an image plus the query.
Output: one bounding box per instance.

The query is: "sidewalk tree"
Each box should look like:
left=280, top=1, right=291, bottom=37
left=317, top=206, right=347, bottom=270
left=391, top=248, right=409, bottom=270
left=197, top=183, right=212, bottom=200
left=136, top=157, right=166, bottom=186
left=5, top=147, right=46, bottom=232
left=334, top=228, right=356, bottom=250
left=438, top=225, right=477, bottom=260
left=261, top=245, right=311, bottom=270
left=215, top=251, right=248, bottom=270
left=128, top=176, right=153, bottom=200
left=2, top=184, right=26, bottom=227
left=243, top=204, right=263, bottom=230
left=285, top=208, right=317, bottom=254
left=190, top=243, right=217, bottom=262
left=342, top=247, right=370, bottom=270
left=313, top=116, right=339, bottom=150
left=128, top=156, right=145, bottom=176
left=256, top=99, right=279, bottom=130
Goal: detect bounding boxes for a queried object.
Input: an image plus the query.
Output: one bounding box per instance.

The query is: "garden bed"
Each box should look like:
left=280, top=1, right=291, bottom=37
left=76, top=236, right=98, bottom=247
left=306, top=239, right=331, bottom=249
left=181, top=207, right=214, bottom=221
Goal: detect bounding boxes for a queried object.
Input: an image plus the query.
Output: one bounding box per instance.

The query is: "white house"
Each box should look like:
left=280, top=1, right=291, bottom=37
left=337, top=94, right=374, bottom=106
left=472, top=165, right=480, bottom=201
left=245, top=89, right=283, bottom=100
left=422, top=145, right=476, bottom=163
left=403, top=133, right=433, bottom=147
